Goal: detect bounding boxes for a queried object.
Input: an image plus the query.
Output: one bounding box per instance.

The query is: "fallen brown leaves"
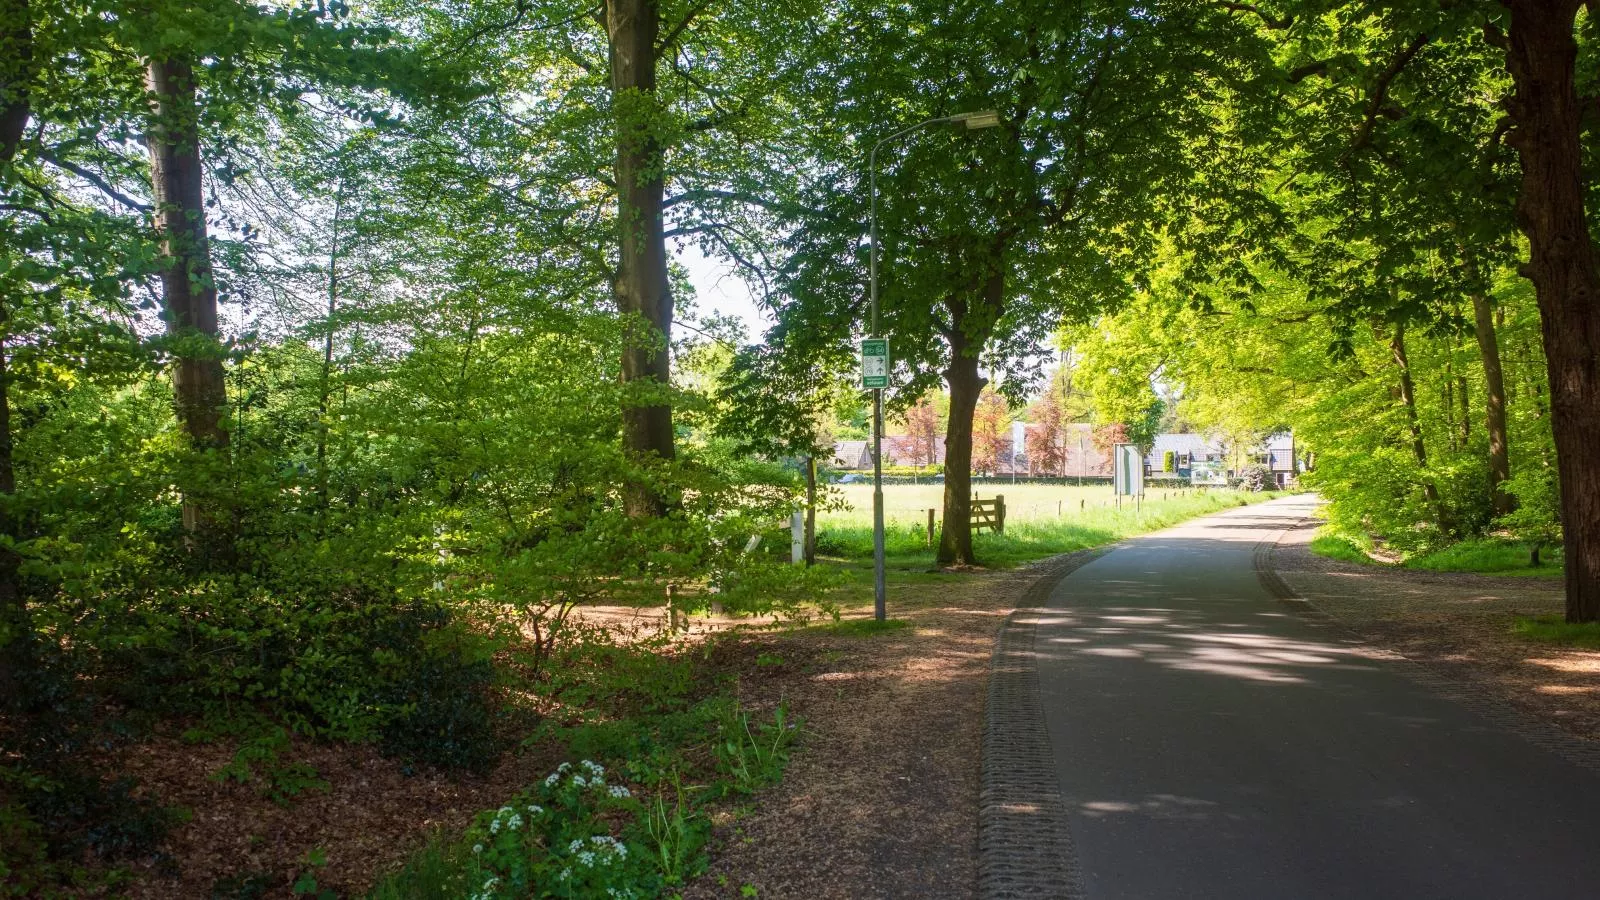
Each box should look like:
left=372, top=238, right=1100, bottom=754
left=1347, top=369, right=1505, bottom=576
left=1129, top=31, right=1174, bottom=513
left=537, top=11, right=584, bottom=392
left=681, top=566, right=1048, bottom=900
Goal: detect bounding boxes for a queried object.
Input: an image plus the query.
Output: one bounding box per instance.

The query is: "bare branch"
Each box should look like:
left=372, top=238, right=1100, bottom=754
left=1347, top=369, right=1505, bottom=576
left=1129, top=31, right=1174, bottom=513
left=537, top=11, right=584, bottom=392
left=41, top=153, right=152, bottom=212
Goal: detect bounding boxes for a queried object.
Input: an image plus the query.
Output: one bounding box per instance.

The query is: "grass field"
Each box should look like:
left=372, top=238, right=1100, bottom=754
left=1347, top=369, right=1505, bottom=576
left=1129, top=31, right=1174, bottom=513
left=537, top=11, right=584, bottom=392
left=815, top=482, right=1269, bottom=571
left=822, top=482, right=1203, bottom=528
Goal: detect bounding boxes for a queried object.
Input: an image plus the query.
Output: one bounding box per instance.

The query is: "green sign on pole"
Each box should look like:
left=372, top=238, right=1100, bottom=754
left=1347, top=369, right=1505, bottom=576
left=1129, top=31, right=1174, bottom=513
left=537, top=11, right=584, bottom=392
left=861, top=337, right=890, bottom=389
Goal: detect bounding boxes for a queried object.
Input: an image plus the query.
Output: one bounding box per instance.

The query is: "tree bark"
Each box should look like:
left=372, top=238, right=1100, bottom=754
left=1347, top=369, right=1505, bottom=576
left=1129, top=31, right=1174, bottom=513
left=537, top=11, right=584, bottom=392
left=147, top=57, right=227, bottom=452
left=1502, top=0, right=1600, bottom=622
left=0, top=0, right=30, bottom=707
left=1468, top=281, right=1514, bottom=516
left=939, top=341, right=984, bottom=567
left=938, top=260, right=1004, bottom=567
left=1391, top=323, right=1448, bottom=526
left=316, top=183, right=343, bottom=523
left=146, top=55, right=228, bottom=540
left=606, top=0, right=674, bottom=518
left=804, top=455, right=817, bottom=566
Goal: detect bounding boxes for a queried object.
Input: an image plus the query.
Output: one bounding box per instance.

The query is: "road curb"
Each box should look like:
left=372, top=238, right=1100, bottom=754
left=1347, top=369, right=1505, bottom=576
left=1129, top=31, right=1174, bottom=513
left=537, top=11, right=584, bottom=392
left=1257, top=515, right=1600, bottom=773
left=977, top=548, right=1106, bottom=900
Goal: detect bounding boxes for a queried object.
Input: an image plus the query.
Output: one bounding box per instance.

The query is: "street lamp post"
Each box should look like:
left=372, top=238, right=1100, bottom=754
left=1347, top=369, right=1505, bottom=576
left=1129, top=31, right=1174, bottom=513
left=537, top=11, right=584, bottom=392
left=867, top=110, right=1000, bottom=622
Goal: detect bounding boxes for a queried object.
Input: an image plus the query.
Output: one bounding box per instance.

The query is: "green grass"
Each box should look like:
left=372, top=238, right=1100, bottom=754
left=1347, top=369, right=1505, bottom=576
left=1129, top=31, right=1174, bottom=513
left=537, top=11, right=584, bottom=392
left=1308, top=528, right=1374, bottom=564
left=1308, top=527, right=1564, bottom=579
left=816, top=486, right=1278, bottom=572
left=1512, top=615, right=1600, bottom=649
left=816, top=617, right=911, bottom=636
left=1408, top=537, right=1563, bottom=577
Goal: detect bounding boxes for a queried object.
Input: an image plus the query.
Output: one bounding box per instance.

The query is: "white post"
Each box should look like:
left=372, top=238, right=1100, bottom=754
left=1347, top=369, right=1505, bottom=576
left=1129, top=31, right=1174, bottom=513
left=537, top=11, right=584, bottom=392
left=791, top=510, right=805, bottom=565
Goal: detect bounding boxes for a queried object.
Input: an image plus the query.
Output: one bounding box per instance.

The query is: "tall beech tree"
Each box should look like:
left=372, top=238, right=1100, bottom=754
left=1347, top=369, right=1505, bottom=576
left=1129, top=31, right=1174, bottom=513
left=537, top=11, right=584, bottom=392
left=1499, top=1, right=1600, bottom=619
left=772, top=0, right=1273, bottom=565
left=144, top=54, right=228, bottom=464
left=1250, top=0, right=1600, bottom=619
left=605, top=0, right=675, bottom=517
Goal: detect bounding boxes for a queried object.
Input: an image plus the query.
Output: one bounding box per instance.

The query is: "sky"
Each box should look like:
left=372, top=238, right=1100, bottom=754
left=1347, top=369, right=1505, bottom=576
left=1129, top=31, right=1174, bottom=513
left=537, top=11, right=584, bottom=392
left=676, top=243, right=774, bottom=344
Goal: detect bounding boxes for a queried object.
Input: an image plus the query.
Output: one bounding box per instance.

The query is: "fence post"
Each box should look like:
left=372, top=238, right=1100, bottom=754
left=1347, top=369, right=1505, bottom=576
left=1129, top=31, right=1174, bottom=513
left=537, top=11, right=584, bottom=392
left=996, top=495, right=1006, bottom=534
left=791, top=510, right=805, bottom=565
left=927, top=508, right=936, bottom=546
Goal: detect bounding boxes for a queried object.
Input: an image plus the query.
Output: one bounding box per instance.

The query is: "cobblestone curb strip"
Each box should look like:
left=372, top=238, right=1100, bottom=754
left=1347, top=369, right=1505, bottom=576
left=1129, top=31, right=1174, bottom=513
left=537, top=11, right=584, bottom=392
left=1258, top=518, right=1600, bottom=772
left=978, top=549, right=1106, bottom=900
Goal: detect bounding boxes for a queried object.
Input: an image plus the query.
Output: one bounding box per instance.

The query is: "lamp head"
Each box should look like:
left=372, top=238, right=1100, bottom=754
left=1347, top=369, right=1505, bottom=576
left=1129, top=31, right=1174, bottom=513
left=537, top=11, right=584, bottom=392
left=953, top=110, right=1002, bottom=130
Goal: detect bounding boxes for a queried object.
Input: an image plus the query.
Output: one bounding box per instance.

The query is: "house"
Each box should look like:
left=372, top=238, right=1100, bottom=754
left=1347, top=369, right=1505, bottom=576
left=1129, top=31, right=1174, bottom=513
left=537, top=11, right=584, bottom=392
left=1146, top=433, right=1227, bottom=477
left=1256, top=431, right=1297, bottom=487
left=831, top=440, right=873, bottom=470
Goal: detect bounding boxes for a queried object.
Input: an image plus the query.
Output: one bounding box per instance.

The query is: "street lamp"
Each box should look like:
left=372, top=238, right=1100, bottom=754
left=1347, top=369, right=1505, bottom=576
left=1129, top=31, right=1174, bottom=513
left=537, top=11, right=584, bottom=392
left=867, top=109, right=1001, bottom=621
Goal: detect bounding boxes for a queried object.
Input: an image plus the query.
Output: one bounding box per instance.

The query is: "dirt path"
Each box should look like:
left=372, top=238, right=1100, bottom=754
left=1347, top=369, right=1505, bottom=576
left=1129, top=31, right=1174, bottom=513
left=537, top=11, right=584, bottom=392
left=682, top=558, right=1086, bottom=900
left=1271, top=519, right=1600, bottom=742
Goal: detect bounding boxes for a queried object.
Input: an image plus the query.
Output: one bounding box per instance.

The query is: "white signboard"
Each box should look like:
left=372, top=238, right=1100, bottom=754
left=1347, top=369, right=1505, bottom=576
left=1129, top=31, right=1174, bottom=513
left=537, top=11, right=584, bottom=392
left=1113, top=443, right=1144, bottom=497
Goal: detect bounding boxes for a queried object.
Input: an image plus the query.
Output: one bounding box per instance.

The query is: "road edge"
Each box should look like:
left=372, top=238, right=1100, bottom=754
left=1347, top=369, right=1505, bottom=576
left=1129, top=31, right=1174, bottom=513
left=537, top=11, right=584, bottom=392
left=1258, top=510, right=1600, bottom=772
left=977, top=548, right=1107, bottom=900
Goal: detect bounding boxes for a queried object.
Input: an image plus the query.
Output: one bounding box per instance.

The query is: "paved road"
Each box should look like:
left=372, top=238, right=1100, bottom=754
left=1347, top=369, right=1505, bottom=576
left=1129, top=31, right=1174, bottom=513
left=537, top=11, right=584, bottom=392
left=1037, top=494, right=1600, bottom=899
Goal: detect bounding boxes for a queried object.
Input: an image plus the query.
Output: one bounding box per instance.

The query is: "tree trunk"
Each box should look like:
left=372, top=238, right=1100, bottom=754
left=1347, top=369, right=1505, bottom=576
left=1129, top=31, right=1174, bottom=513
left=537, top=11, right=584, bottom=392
left=317, top=184, right=343, bottom=523
left=147, top=57, right=227, bottom=453
left=806, top=451, right=819, bottom=563
left=1391, top=323, right=1449, bottom=526
left=939, top=342, right=984, bottom=567
left=1502, top=0, right=1600, bottom=622
left=938, top=260, right=1004, bottom=567
left=146, top=55, right=228, bottom=539
left=0, top=0, right=27, bottom=709
left=1469, top=281, right=1514, bottom=516
left=606, top=0, right=674, bottom=518
left=1443, top=366, right=1458, bottom=452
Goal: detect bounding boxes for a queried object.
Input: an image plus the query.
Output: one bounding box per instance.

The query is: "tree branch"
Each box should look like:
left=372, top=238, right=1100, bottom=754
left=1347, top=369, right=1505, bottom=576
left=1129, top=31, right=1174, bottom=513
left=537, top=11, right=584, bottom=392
left=657, top=0, right=713, bottom=53
left=42, top=153, right=152, bottom=212
left=1350, top=33, right=1429, bottom=153
left=1214, top=1, right=1292, bottom=29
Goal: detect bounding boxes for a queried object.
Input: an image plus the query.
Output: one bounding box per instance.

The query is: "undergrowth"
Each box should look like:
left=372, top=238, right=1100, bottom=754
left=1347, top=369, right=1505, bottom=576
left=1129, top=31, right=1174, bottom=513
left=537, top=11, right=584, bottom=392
left=1512, top=615, right=1600, bottom=649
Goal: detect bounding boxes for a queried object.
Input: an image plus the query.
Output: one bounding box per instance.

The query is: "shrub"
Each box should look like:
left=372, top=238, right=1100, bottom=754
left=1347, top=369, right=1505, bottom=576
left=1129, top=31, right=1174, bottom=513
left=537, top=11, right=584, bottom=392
left=453, top=762, right=655, bottom=900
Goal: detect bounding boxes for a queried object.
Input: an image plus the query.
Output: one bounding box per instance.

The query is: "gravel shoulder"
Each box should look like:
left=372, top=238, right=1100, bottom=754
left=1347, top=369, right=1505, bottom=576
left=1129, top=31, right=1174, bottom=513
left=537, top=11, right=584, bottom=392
left=1271, top=519, right=1600, bottom=743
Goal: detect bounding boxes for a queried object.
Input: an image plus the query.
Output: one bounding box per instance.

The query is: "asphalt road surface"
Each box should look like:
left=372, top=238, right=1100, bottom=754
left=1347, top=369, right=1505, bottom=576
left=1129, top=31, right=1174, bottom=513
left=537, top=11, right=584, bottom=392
left=1037, top=494, right=1600, bottom=899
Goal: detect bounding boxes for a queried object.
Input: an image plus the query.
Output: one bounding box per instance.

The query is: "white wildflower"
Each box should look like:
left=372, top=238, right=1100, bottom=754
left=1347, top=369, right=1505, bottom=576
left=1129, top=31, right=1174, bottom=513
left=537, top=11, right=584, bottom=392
left=472, top=843, right=483, bottom=855
left=577, top=850, right=596, bottom=867
left=544, top=773, right=559, bottom=787
left=607, top=785, right=631, bottom=799
left=526, top=804, right=543, bottom=816
left=581, top=759, right=604, bottom=776
left=569, top=839, right=585, bottom=853
left=572, top=774, right=588, bottom=788
left=557, top=762, right=572, bottom=773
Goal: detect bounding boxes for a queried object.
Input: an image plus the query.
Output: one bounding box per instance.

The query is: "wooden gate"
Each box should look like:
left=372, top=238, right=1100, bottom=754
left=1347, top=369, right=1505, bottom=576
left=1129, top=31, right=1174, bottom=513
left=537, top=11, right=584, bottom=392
left=971, top=495, right=1006, bottom=534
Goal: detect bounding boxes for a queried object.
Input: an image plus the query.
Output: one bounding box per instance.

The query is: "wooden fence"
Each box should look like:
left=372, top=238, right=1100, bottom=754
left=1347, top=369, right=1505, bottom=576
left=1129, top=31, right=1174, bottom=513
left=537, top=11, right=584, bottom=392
left=972, top=495, right=1006, bottom=534
left=921, top=495, right=1008, bottom=545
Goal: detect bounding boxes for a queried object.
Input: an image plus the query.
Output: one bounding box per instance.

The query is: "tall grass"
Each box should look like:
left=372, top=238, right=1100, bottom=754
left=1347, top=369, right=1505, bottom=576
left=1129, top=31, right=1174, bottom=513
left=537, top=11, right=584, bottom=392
left=1409, top=538, right=1563, bottom=577
left=1512, top=615, right=1600, bottom=648
left=1308, top=527, right=1565, bottom=578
